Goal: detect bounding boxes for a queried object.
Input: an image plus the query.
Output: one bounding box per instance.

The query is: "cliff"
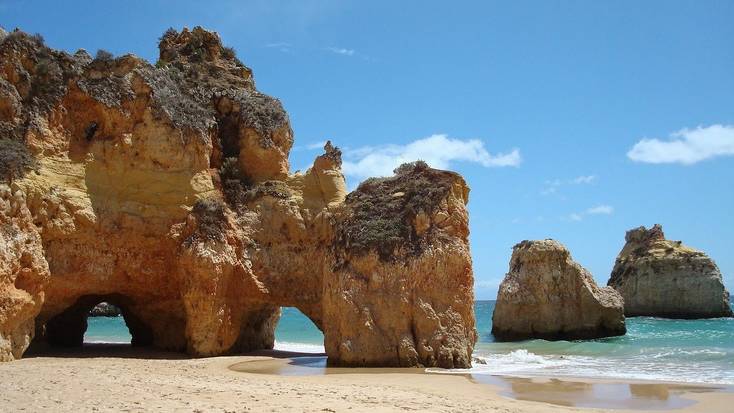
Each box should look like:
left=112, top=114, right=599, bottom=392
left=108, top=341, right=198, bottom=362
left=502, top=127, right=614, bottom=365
left=0, top=27, right=476, bottom=366
left=608, top=225, right=733, bottom=318
left=492, top=240, right=626, bottom=341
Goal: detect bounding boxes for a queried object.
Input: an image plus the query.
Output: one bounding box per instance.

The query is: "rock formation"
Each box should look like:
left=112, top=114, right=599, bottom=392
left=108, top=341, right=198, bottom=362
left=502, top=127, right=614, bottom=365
left=89, top=302, right=121, bottom=317
left=0, top=186, right=50, bottom=361
left=0, top=27, right=476, bottom=367
left=492, top=240, right=626, bottom=341
left=608, top=225, right=733, bottom=318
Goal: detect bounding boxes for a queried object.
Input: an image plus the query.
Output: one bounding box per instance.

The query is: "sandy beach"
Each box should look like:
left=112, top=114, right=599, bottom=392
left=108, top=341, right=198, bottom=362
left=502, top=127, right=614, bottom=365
left=0, top=345, right=731, bottom=412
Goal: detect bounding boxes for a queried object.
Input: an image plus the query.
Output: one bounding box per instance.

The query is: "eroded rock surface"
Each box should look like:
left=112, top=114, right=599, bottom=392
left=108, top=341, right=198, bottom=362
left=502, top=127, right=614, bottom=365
left=492, top=240, right=626, bottom=341
left=0, top=186, right=50, bottom=361
left=0, top=27, right=476, bottom=367
left=608, top=225, right=733, bottom=319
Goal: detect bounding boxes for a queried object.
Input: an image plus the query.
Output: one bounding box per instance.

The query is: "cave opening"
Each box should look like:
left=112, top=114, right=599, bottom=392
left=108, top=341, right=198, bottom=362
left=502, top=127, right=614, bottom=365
left=84, top=302, right=131, bottom=344
left=36, top=294, right=153, bottom=350
left=274, top=307, right=324, bottom=354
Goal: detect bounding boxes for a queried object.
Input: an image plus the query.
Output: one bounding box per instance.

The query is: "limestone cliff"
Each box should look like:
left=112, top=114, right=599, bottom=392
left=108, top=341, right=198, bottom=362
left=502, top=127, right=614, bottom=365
left=0, top=27, right=476, bottom=367
left=0, top=186, right=50, bottom=361
left=492, top=240, right=626, bottom=341
left=326, top=161, right=476, bottom=367
left=608, top=225, right=733, bottom=319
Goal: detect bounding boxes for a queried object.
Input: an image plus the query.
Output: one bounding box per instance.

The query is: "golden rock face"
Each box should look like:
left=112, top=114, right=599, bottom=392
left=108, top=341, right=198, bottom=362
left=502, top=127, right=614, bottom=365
left=608, top=224, right=733, bottom=318
left=492, top=239, right=626, bottom=342
left=0, top=28, right=476, bottom=367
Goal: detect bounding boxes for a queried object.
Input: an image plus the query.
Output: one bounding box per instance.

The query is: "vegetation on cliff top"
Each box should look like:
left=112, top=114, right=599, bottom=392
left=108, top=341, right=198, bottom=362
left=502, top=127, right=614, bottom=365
left=1, top=27, right=289, bottom=152
left=150, top=26, right=291, bottom=141
left=0, top=30, right=86, bottom=118
left=336, top=161, right=458, bottom=261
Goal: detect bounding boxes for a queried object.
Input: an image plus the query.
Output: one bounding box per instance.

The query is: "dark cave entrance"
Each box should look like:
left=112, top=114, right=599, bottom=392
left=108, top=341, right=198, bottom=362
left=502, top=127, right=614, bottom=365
left=39, top=294, right=153, bottom=348
left=274, top=307, right=325, bottom=354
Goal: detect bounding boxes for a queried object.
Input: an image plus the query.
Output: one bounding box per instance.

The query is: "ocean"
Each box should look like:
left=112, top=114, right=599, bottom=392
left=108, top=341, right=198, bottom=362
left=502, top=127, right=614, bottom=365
left=84, top=301, right=734, bottom=385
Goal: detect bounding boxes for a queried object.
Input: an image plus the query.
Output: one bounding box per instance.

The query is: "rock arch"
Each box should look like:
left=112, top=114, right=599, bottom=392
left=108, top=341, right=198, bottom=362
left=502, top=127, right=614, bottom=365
left=40, top=294, right=151, bottom=347
left=0, top=27, right=476, bottom=367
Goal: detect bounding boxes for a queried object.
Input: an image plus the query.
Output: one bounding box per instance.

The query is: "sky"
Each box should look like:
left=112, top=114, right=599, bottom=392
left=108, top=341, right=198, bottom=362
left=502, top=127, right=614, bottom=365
left=2, top=1, right=733, bottom=299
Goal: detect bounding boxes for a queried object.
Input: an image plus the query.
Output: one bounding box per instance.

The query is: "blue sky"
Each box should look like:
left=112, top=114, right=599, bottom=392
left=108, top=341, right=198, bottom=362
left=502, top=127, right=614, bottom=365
left=3, top=1, right=733, bottom=299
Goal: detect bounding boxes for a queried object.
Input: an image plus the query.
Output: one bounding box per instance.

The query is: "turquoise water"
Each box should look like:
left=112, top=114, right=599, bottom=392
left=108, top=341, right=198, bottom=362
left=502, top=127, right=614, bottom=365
left=85, top=317, right=132, bottom=343
left=468, top=301, right=734, bottom=385
left=273, top=307, right=324, bottom=351
left=84, top=301, right=734, bottom=384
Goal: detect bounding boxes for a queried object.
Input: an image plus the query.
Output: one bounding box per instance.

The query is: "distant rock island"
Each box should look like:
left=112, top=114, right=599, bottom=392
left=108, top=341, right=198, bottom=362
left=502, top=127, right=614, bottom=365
left=608, top=224, right=733, bottom=319
left=492, top=240, right=626, bottom=341
left=89, top=302, right=121, bottom=317
left=0, top=27, right=476, bottom=366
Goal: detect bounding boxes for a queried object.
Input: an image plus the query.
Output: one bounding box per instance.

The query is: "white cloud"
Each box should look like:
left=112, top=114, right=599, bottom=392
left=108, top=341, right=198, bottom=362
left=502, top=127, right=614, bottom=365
left=306, top=141, right=327, bottom=150
left=566, top=204, right=614, bottom=221
left=569, top=213, right=583, bottom=221
left=541, top=175, right=596, bottom=195
left=586, top=204, right=614, bottom=215
left=474, top=279, right=504, bottom=289
left=292, top=140, right=328, bottom=152
left=265, top=42, right=293, bottom=53
left=627, top=124, right=734, bottom=165
left=341, top=134, right=521, bottom=181
left=540, top=179, right=562, bottom=195
left=266, top=42, right=291, bottom=48
left=326, top=47, right=355, bottom=56
left=572, top=175, right=596, bottom=184
left=474, top=280, right=495, bottom=289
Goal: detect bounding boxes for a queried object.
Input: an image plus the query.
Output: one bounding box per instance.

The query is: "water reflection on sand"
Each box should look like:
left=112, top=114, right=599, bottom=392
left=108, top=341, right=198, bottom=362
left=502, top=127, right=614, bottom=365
left=230, top=352, right=732, bottom=410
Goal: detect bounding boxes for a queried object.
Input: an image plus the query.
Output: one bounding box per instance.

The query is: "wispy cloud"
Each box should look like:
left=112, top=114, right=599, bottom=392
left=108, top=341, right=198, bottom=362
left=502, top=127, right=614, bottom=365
left=292, top=140, right=328, bottom=152
left=265, top=42, right=293, bottom=53
left=586, top=204, right=614, bottom=215
left=541, top=175, right=596, bottom=195
left=341, top=134, right=521, bottom=182
left=627, top=124, right=734, bottom=165
left=540, top=179, right=562, bottom=195
left=565, top=204, right=614, bottom=221
left=474, top=280, right=495, bottom=289
left=326, top=46, right=355, bottom=56
left=475, top=279, right=504, bottom=289
left=306, top=141, right=327, bottom=150
left=572, top=175, right=596, bottom=184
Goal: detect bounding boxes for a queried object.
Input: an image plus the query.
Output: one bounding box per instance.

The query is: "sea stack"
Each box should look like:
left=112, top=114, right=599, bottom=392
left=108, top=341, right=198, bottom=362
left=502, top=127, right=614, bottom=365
left=608, top=225, right=733, bottom=318
left=492, top=240, right=626, bottom=341
left=88, top=302, right=121, bottom=317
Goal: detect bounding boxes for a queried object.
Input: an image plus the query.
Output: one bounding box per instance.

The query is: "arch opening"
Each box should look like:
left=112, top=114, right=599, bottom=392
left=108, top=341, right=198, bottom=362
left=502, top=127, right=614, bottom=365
left=35, top=294, right=154, bottom=349
left=273, top=307, right=325, bottom=354
left=84, top=303, right=131, bottom=344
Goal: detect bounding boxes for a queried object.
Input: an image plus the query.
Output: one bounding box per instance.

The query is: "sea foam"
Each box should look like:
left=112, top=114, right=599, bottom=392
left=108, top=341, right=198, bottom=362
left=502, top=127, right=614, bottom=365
left=273, top=341, right=325, bottom=354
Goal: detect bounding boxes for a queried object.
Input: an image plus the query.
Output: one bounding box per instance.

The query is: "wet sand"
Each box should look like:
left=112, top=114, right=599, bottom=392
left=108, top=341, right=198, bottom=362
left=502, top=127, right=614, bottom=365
left=0, top=344, right=732, bottom=412
left=231, top=354, right=733, bottom=411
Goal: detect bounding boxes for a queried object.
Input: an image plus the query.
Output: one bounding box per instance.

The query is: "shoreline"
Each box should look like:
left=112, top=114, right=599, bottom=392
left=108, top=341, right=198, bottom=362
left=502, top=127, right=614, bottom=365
left=3, top=344, right=732, bottom=412
left=81, top=338, right=734, bottom=388
left=230, top=351, right=733, bottom=410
